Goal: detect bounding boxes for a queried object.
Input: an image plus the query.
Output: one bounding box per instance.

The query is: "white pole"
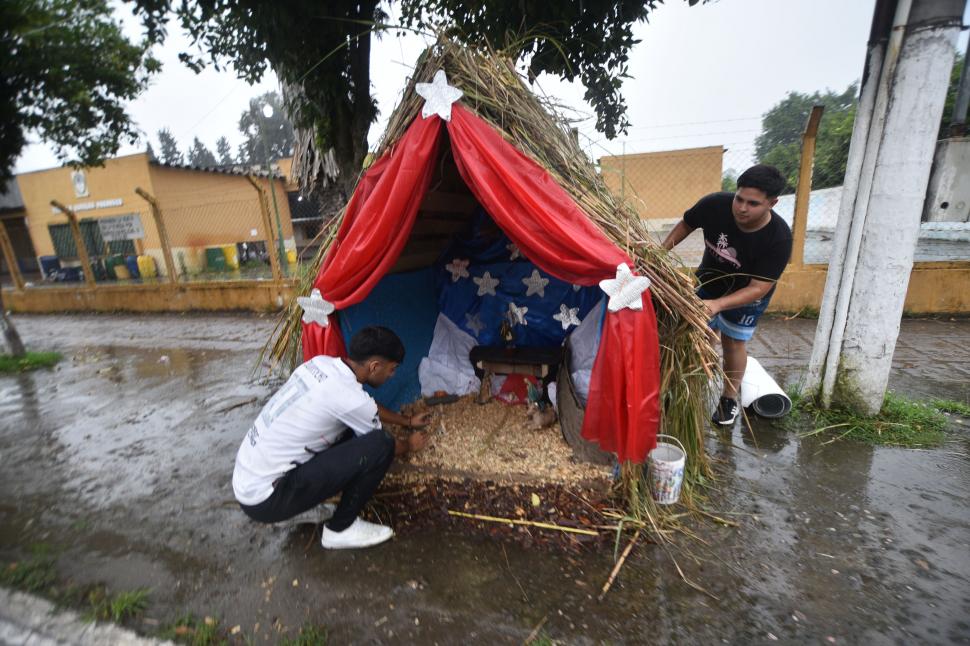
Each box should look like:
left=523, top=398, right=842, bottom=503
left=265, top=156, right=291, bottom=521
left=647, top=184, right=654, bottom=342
left=805, top=0, right=892, bottom=393
left=820, top=0, right=964, bottom=413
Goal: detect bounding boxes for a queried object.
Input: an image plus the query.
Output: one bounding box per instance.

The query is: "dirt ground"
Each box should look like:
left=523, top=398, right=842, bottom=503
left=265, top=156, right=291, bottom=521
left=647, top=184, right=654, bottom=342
left=1, top=312, right=968, bottom=644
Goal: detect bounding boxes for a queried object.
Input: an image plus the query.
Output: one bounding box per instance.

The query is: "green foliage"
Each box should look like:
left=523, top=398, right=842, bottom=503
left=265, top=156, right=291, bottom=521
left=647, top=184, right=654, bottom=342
left=236, top=91, right=295, bottom=166
left=187, top=137, right=218, bottom=167
left=930, top=398, right=970, bottom=416
left=0, top=0, right=159, bottom=181
left=215, top=136, right=233, bottom=165
left=128, top=0, right=702, bottom=193
left=164, top=614, right=228, bottom=646
left=0, top=544, right=57, bottom=592
left=785, top=391, right=948, bottom=448
left=157, top=128, right=182, bottom=165
left=721, top=168, right=738, bottom=192
left=86, top=586, right=150, bottom=623
left=400, top=1, right=701, bottom=140
left=755, top=84, right=858, bottom=194
left=0, top=351, right=61, bottom=373
left=279, top=623, right=329, bottom=646
left=939, top=56, right=965, bottom=138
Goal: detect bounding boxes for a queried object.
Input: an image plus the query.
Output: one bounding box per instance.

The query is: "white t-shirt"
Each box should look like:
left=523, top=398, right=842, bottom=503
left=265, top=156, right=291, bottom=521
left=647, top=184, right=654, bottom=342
left=232, top=356, right=382, bottom=506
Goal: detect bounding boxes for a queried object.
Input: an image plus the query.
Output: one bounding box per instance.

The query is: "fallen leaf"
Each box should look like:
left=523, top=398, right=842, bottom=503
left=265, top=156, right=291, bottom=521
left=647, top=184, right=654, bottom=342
left=204, top=617, right=216, bottom=627
left=292, top=579, right=299, bottom=587
left=230, top=625, right=241, bottom=635
left=531, top=493, right=541, bottom=507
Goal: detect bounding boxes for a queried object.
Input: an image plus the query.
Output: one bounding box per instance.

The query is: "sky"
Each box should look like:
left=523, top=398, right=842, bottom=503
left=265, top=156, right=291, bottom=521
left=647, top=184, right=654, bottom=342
left=14, top=0, right=951, bottom=175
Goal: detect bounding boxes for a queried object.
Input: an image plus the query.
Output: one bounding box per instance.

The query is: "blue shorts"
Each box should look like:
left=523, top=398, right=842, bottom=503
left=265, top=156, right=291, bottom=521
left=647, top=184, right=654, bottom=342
left=696, top=287, right=770, bottom=342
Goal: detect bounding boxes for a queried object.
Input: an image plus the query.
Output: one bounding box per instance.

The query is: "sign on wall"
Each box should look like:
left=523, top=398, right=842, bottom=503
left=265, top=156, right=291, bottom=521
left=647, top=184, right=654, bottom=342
left=98, top=213, right=145, bottom=241
left=71, top=170, right=89, bottom=197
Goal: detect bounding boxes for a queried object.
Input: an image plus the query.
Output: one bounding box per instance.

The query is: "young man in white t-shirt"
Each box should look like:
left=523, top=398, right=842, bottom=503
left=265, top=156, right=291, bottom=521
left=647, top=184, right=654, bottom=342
left=233, top=326, right=431, bottom=549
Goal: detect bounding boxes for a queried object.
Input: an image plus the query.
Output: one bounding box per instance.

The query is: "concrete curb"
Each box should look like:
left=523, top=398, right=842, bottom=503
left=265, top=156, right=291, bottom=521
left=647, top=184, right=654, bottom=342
left=0, top=587, right=172, bottom=646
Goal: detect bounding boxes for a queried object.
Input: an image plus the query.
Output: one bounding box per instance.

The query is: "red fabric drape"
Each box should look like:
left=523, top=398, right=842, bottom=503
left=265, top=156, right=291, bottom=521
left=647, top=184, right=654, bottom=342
left=301, top=104, right=661, bottom=462
left=301, top=114, right=442, bottom=360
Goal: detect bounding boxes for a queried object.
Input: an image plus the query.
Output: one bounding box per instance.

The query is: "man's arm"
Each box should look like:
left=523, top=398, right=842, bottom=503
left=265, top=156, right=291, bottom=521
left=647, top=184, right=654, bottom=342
left=376, top=404, right=432, bottom=457
left=702, top=278, right=774, bottom=316
left=662, top=220, right=695, bottom=251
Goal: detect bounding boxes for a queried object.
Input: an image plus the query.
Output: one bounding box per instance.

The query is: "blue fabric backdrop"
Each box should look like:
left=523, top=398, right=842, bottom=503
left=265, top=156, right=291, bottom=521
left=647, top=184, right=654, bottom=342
left=338, top=267, right=438, bottom=409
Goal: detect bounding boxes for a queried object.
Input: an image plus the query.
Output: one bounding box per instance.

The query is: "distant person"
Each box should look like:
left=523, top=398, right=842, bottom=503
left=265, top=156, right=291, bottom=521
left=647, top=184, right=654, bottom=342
left=662, top=164, right=792, bottom=426
left=232, top=326, right=431, bottom=549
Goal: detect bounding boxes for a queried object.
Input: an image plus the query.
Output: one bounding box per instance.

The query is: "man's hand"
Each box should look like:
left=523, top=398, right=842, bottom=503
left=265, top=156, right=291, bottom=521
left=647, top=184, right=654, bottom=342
left=701, top=299, right=722, bottom=318
left=407, top=431, right=429, bottom=454
left=409, top=412, right=432, bottom=429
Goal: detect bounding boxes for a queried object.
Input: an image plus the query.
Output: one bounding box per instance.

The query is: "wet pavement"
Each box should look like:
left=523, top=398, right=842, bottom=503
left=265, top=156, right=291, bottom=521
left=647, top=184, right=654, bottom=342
left=1, top=313, right=968, bottom=644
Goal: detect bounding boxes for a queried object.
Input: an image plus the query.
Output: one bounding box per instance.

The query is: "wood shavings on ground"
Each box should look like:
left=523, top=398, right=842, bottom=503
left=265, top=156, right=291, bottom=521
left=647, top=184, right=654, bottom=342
left=393, top=395, right=612, bottom=486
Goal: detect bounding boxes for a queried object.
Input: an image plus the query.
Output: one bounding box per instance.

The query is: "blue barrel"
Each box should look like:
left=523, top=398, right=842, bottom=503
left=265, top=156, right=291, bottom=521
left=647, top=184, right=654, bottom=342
left=125, top=255, right=141, bottom=279
left=39, top=255, right=60, bottom=279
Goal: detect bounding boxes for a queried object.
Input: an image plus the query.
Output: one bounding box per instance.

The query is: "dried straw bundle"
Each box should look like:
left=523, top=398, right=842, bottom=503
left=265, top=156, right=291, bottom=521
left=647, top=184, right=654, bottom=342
left=265, top=38, right=719, bottom=518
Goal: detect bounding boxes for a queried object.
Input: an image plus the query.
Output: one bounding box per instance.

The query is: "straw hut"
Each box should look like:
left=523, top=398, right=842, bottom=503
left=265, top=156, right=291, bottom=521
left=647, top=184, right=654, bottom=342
left=268, top=39, right=718, bottom=527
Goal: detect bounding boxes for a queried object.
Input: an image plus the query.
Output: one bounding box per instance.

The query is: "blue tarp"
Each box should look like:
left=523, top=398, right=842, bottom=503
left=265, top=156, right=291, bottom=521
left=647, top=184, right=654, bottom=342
left=339, top=209, right=601, bottom=410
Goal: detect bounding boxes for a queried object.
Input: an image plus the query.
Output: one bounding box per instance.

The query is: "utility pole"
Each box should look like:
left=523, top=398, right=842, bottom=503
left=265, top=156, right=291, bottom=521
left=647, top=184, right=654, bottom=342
left=806, top=0, right=965, bottom=413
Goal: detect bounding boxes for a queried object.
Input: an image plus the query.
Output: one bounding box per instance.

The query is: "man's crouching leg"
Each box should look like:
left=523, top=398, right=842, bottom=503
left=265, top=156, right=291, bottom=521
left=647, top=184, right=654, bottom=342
left=320, top=430, right=396, bottom=550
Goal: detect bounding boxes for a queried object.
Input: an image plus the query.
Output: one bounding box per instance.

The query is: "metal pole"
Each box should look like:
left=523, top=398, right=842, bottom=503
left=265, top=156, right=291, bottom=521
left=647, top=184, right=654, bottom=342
left=50, top=200, right=96, bottom=287
left=0, top=218, right=25, bottom=290
left=258, top=113, right=288, bottom=269
left=245, top=176, right=283, bottom=283
left=135, top=187, right=179, bottom=284
left=790, top=106, right=824, bottom=269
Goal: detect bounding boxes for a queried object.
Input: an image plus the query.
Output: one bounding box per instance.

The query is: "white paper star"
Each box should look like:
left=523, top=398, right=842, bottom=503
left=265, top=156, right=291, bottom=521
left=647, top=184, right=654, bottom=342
left=506, top=242, right=522, bottom=261
left=473, top=271, right=499, bottom=296
left=445, top=258, right=470, bottom=282
left=465, top=312, right=485, bottom=337
left=553, top=303, right=581, bottom=330
left=296, top=288, right=335, bottom=327
left=508, top=302, right=528, bottom=326
left=522, top=269, right=550, bottom=298
left=599, top=264, right=651, bottom=312
left=415, top=70, right=463, bottom=122
left=571, top=284, right=582, bottom=292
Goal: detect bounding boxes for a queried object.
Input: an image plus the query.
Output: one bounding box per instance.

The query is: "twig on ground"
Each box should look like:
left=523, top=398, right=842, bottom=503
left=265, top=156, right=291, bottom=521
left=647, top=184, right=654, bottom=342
left=523, top=615, right=548, bottom=645
left=598, top=528, right=641, bottom=601
left=447, top=510, right=599, bottom=536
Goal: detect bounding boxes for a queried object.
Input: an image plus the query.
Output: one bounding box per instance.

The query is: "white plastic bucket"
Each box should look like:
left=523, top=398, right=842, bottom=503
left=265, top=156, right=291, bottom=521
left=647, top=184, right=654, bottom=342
left=647, top=434, right=686, bottom=505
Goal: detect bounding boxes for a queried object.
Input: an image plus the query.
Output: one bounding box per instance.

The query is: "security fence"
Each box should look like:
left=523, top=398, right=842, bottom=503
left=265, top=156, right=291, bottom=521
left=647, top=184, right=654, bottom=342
left=598, top=108, right=970, bottom=268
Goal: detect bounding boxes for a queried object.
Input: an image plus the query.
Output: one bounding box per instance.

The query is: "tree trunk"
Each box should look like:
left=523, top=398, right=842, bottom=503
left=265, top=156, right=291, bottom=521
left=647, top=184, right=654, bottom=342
left=0, top=288, right=25, bottom=357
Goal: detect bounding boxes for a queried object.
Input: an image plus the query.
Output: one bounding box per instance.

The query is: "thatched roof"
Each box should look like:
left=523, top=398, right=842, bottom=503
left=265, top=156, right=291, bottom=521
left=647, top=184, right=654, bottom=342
left=268, top=38, right=718, bottom=511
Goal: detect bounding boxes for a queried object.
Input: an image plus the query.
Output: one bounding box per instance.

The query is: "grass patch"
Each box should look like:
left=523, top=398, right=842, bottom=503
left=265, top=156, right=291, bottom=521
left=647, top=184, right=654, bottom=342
left=783, top=389, right=948, bottom=448
left=0, top=544, right=57, bottom=592
left=0, top=351, right=61, bottom=373
left=279, top=622, right=329, bottom=646
left=164, top=614, right=228, bottom=646
left=929, top=398, right=970, bottom=417
left=86, top=586, right=150, bottom=623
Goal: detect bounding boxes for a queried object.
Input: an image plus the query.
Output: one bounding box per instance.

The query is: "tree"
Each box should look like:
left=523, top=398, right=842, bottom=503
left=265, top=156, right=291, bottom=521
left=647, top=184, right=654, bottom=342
left=236, top=92, right=295, bottom=166
left=146, top=142, right=157, bottom=161
left=1, top=0, right=159, bottom=184
left=754, top=84, right=858, bottom=194
left=216, top=136, right=234, bottom=165
left=157, top=128, right=182, bottom=165
left=128, top=0, right=701, bottom=200
left=187, top=137, right=218, bottom=167
left=756, top=55, right=965, bottom=194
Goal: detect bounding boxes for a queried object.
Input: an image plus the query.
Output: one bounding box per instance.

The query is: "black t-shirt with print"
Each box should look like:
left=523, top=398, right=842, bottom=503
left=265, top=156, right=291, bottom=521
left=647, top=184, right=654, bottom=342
left=683, top=192, right=793, bottom=299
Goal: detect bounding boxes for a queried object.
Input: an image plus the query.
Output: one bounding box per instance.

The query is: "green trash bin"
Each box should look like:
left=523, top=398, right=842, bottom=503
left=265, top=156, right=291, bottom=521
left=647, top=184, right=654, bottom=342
left=205, top=247, right=227, bottom=272
left=104, top=254, right=126, bottom=280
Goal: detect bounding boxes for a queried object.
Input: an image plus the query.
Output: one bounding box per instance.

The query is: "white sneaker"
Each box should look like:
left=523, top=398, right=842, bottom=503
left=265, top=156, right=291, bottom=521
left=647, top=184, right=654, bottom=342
left=277, top=503, right=336, bottom=528
left=321, top=517, right=394, bottom=550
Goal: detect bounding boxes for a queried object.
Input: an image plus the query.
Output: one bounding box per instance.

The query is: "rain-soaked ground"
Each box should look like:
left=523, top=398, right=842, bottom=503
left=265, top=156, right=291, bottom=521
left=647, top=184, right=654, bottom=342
left=1, top=313, right=968, bottom=644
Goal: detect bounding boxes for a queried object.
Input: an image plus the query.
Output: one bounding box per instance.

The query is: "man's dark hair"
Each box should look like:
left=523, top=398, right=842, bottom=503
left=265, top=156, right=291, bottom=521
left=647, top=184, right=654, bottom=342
left=348, top=326, right=405, bottom=363
left=737, top=164, right=786, bottom=199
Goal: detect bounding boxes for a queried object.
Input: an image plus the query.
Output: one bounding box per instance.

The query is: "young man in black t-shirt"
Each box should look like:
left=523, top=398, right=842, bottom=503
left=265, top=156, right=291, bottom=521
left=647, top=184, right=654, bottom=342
left=662, top=165, right=792, bottom=426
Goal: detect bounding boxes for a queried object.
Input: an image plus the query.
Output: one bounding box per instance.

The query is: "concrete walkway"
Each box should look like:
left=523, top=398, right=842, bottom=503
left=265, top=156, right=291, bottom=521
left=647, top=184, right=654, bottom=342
left=0, top=588, right=170, bottom=646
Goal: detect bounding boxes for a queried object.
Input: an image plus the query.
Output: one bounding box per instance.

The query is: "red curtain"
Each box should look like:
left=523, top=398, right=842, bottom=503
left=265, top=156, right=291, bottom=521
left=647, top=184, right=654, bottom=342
left=302, top=105, right=661, bottom=462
